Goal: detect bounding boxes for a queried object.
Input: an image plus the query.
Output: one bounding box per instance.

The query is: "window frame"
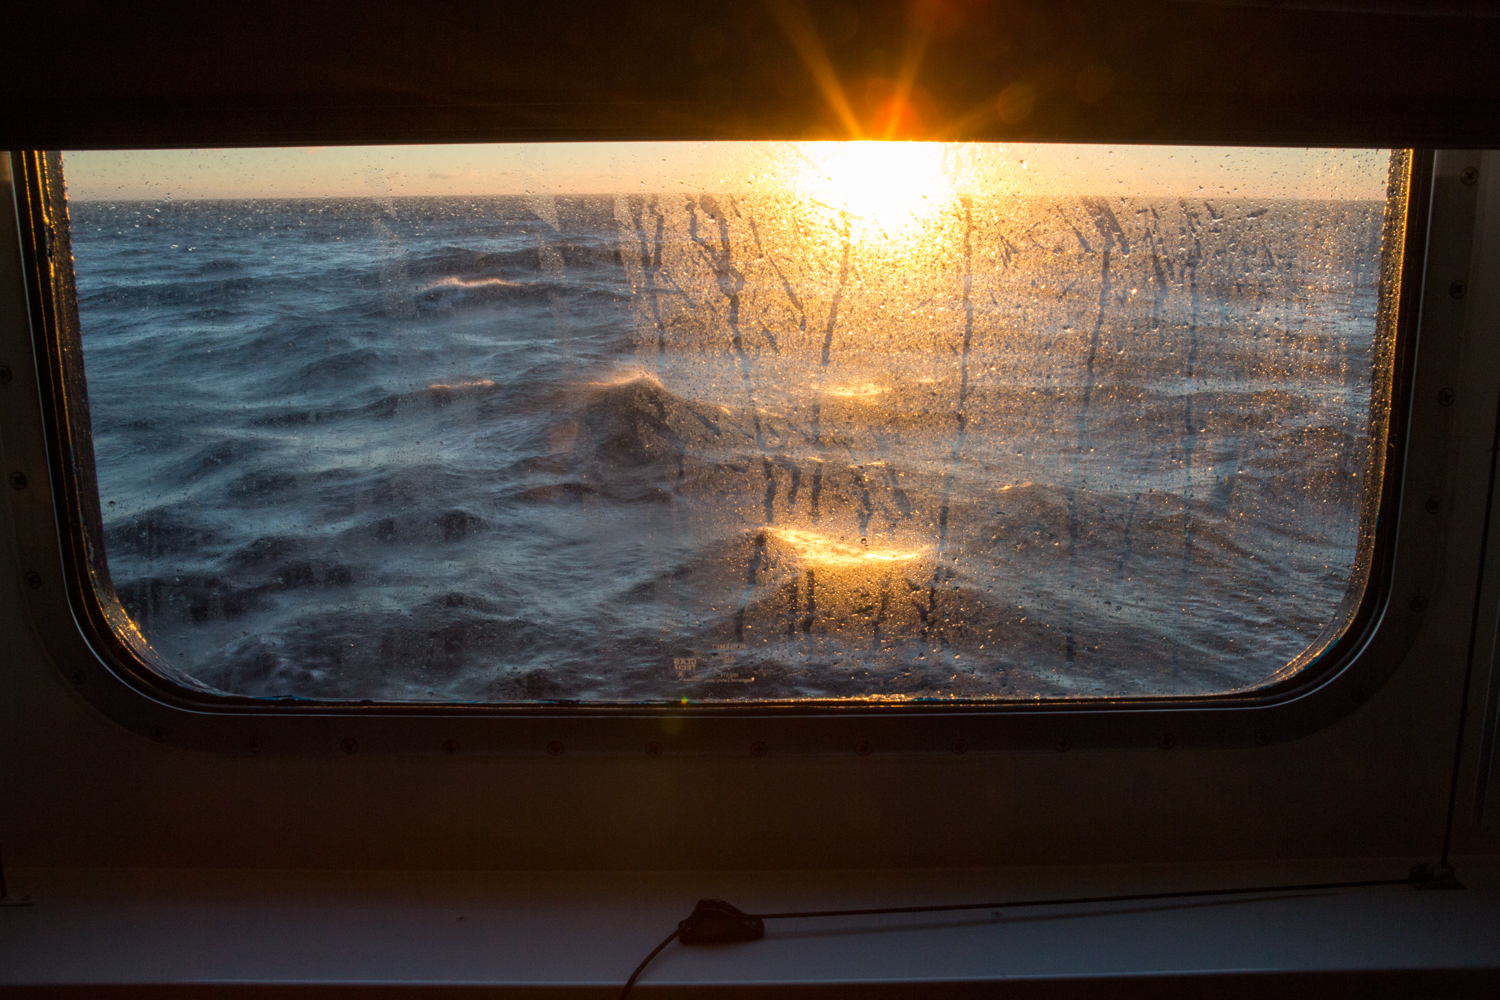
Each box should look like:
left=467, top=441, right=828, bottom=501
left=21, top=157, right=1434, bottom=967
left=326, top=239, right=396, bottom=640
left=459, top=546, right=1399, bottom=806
left=0, top=145, right=1459, bottom=757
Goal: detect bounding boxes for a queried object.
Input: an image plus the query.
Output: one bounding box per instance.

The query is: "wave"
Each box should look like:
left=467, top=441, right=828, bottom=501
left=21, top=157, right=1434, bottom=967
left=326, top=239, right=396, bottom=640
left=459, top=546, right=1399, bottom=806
left=71, top=194, right=1383, bottom=702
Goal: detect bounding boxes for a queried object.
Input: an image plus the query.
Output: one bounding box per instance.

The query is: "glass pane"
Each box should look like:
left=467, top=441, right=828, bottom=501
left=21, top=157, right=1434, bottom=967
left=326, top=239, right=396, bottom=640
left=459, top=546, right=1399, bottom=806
left=61, top=143, right=1403, bottom=702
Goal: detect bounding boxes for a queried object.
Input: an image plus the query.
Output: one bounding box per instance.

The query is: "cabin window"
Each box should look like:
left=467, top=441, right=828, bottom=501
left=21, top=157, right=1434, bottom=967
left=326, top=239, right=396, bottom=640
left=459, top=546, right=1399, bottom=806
left=58, top=143, right=1405, bottom=703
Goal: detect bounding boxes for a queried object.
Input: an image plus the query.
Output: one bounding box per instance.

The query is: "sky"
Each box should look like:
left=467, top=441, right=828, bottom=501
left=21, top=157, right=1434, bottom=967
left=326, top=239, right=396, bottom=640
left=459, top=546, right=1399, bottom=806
left=61, top=142, right=1393, bottom=203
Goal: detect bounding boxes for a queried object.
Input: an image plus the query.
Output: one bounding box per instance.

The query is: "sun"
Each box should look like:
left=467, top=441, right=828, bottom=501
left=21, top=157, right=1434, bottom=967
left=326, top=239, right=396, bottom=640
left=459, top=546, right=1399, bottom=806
left=793, top=141, right=957, bottom=240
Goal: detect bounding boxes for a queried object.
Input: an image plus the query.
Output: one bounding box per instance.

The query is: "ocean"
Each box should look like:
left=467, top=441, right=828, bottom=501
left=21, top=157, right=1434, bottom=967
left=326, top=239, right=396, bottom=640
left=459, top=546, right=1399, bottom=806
left=66, top=188, right=1392, bottom=702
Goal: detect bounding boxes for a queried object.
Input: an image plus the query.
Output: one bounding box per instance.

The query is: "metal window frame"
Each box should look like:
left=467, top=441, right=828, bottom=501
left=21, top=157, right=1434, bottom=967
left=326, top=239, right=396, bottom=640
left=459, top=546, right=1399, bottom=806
left=0, top=145, right=1473, bottom=758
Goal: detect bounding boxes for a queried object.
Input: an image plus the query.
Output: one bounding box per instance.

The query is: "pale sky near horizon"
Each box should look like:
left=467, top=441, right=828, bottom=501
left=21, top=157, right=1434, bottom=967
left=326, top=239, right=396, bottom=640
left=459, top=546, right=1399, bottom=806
left=61, top=142, right=1392, bottom=203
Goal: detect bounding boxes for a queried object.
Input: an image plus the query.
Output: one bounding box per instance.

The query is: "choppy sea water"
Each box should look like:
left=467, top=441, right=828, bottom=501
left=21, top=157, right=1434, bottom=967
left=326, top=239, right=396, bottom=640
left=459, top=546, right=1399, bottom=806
left=67, top=191, right=1391, bottom=702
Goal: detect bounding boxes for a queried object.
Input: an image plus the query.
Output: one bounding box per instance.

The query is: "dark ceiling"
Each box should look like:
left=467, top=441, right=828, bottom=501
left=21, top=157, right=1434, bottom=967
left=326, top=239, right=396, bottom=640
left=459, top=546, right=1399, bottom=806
left=3, top=0, right=1498, bottom=148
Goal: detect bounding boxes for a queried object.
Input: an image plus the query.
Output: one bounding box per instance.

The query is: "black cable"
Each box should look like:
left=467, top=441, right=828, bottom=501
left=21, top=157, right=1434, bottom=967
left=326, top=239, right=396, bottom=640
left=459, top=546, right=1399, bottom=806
left=752, top=877, right=1408, bottom=920
left=618, top=877, right=1409, bottom=998
left=618, top=928, right=679, bottom=1000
